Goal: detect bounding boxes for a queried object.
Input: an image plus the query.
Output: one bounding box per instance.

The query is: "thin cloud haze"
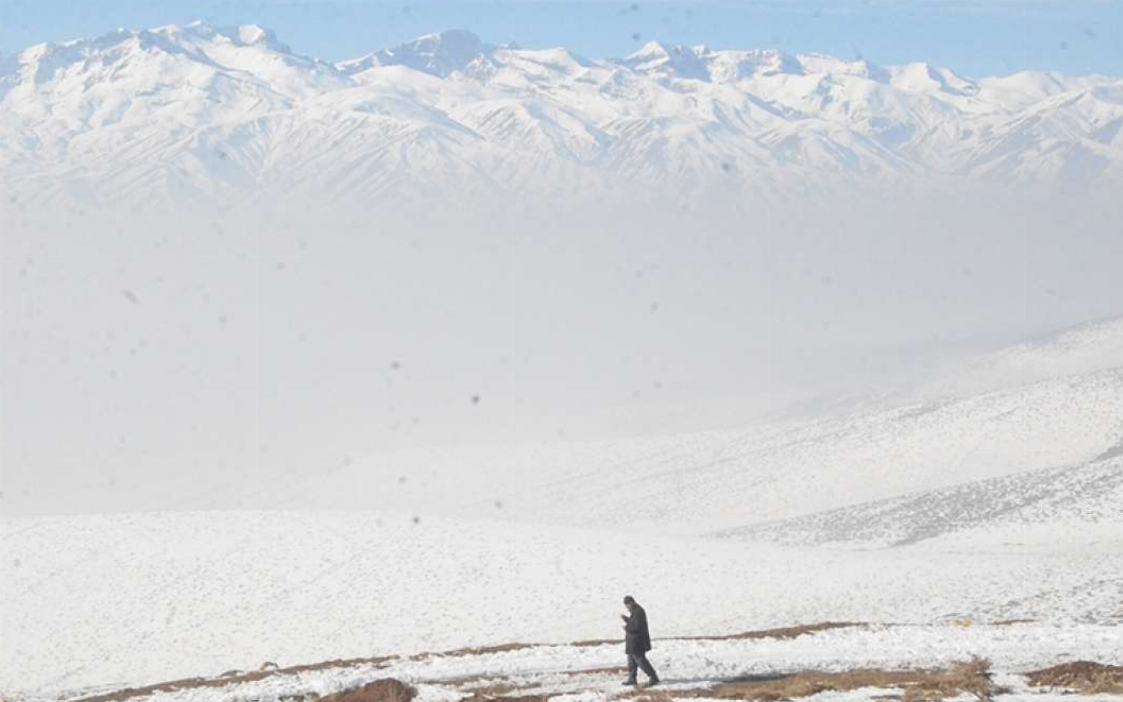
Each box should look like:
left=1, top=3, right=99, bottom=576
left=3, top=188, right=1121, bottom=516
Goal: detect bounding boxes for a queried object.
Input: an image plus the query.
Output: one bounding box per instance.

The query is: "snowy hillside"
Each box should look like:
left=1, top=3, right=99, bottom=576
left=1, top=316, right=1122, bottom=698
left=714, top=454, right=1123, bottom=548
left=3, top=511, right=1121, bottom=697
left=3, top=22, right=1123, bottom=207
left=914, top=315, right=1123, bottom=400
left=240, top=318, right=1123, bottom=538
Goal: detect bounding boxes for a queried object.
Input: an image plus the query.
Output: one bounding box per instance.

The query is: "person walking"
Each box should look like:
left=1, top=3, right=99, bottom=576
left=620, top=595, right=659, bottom=687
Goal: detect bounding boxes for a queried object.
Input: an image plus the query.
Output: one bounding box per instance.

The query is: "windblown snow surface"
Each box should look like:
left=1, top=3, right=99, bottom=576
left=2, top=316, right=1122, bottom=700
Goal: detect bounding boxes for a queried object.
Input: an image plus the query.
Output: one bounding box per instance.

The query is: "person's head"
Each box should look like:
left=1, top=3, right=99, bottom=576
left=623, top=595, right=636, bottom=611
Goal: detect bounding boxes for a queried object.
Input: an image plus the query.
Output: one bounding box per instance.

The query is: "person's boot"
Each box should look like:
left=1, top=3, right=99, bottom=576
left=621, top=679, right=637, bottom=686
left=645, top=676, right=660, bottom=688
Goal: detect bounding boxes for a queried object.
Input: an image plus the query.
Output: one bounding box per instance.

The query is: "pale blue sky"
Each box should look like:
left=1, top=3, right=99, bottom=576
left=2, top=0, right=1122, bottom=77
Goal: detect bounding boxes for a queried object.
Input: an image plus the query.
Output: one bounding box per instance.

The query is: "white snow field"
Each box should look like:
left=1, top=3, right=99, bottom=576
left=2, top=512, right=1122, bottom=699
left=2, top=316, right=1122, bottom=699
left=3, top=22, right=1123, bottom=207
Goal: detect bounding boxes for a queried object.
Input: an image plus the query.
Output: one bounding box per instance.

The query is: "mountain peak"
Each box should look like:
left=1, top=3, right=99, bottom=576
left=234, top=24, right=273, bottom=46
left=890, top=61, right=979, bottom=96
left=406, top=29, right=483, bottom=51
left=146, top=21, right=292, bottom=53
left=630, top=40, right=673, bottom=57
left=621, top=40, right=709, bottom=80
left=626, top=40, right=709, bottom=61
left=621, top=43, right=813, bottom=81
left=793, top=52, right=887, bottom=81
left=338, top=29, right=489, bottom=77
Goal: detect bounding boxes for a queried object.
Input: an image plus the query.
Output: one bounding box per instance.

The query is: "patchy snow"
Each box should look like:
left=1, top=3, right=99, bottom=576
left=4, top=618, right=1120, bottom=702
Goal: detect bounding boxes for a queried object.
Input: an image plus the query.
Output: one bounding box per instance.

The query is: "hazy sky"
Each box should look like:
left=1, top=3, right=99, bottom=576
left=2, top=0, right=1122, bottom=77
left=3, top=189, right=1123, bottom=516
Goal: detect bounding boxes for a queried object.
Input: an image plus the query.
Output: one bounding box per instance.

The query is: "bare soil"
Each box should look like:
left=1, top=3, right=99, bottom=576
left=687, top=621, right=861, bottom=642
left=708, top=658, right=1001, bottom=702
left=320, top=679, right=416, bottom=702
left=460, top=695, right=551, bottom=702
left=1026, top=661, right=1123, bottom=694
left=419, top=643, right=538, bottom=659
left=71, top=656, right=397, bottom=702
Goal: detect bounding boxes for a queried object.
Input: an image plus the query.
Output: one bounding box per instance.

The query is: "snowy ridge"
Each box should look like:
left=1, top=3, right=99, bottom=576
left=712, top=455, right=1123, bottom=548
left=704, top=321, right=1123, bottom=547
left=914, top=315, right=1123, bottom=400
left=337, top=30, right=492, bottom=77
left=3, top=22, right=1123, bottom=207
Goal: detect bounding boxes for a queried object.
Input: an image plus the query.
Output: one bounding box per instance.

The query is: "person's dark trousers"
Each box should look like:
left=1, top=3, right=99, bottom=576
left=627, top=652, right=658, bottom=682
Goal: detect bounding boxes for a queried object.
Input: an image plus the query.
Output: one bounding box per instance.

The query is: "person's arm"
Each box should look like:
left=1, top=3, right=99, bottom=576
left=624, top=611, right=643, bottom=633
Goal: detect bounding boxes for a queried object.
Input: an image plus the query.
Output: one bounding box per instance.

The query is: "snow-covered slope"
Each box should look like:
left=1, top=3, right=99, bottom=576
left=3, top=511, right=1121, bottom=696
left=914, top=315, right=1123, bottom=400
left=2, top=316, right=1122, bottom=697
left=4, top=23, right=1123, bottom=207
left=714, top=455, right=1123, bottom=548
left=707, top=317, right=1123, bottom=548
left=249, top=349, right=1123, bottom=537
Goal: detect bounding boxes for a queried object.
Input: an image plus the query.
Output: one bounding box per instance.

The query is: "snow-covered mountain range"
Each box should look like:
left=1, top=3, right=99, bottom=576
left=4, top=22, right=1123, bottom=207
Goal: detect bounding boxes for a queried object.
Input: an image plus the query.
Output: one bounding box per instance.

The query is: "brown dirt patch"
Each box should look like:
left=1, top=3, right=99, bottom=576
left=71, top=656, right=397, bottom=702
left=989, top=619, right=1035, bottom=626
left=320, top=679, right=416, bottom=702
left=435, top=643, right=538, bottom=658
left=459, top=682, right=523, bottom=697
left=287, top=656, right=398, bottom=674
left=461, top=696, right=550, bottom=702
left=570, top=637, right=623, bottom=647
left=444, top=673, right=521, bottom=690
left=447, top=667, right=634, bottom=699
left=693, top=622, right=861, bottom=642
left=565, top=666, right=630, bottom=676
left=407, top=642, right=537, bottom=663
left=70, top=673, right=271, bottom=702
left=710, top=659, right=1001, bottom=702
left=616, top=687, right=716, bottom=702
left=446, top=674, right=547, bottom=696
left=618, top=690, right=704, bottom=702
left=1025, top=661, right=1123, bottom=694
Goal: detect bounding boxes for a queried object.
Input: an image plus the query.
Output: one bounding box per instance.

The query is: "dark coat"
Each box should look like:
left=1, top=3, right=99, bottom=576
left=624, top=604, right=652, bottom=654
